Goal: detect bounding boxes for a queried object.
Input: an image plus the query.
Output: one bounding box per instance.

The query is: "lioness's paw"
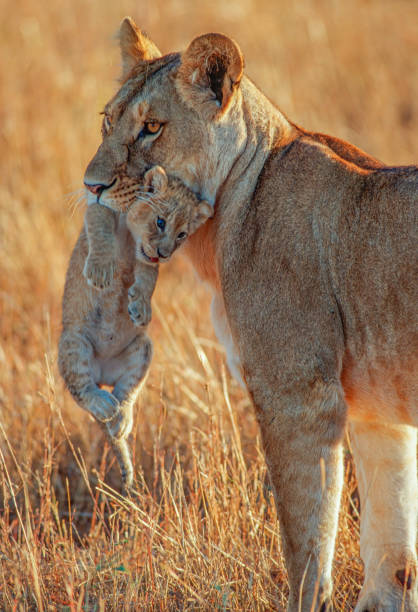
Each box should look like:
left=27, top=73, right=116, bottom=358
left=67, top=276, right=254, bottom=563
left=355, top=584, right=418, bottom=612
left=128, top=293, right=151, bottom=327
left=83, top=256, right=115, bottom=290
left=88, top=389, right=120, bottom=423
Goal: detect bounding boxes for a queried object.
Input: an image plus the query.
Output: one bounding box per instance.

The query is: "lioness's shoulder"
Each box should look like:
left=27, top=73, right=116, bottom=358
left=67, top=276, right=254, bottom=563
left=256, top=135, right=367, bottom=194
left=265, top=128, right=383, bottom=175
left=307, top=131, right=384, bottom=170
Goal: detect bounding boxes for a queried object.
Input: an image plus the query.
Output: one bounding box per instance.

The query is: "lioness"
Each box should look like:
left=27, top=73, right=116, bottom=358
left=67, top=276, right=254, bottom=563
left=82, top=19, right=417, bottom=611
left=59, top=165, right=211, bottom=488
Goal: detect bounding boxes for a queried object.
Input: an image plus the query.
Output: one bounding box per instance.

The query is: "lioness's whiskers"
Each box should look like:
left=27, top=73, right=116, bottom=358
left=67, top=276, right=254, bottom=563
left=65, top=189, right=87, bottom=217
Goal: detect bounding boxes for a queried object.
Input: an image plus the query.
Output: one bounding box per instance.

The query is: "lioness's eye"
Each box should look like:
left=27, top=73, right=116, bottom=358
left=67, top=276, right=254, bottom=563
left=177, top=232, right=187, bottom=240
left=156, top=217, right=166, bottom=231
left=138, top=122, right=163, bottom=138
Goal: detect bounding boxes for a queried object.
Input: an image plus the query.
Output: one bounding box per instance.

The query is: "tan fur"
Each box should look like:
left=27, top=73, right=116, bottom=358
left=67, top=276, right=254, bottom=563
left=119, top=17, right=162, bottom=79
left=125, top=167, right=212, bottom=323
left=83, top=23, right=418, bottom=611
left=177, top=33, right=244, bottom=120
left=60, top=168, right=211, bottom=489
left=59, top=207, right=151, bottom=489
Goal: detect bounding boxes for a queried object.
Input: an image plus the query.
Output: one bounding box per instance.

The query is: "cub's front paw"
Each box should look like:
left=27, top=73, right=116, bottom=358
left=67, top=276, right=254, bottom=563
left=128, top=291, right=151, bottom=327
left=83, top=256, right=115, bottom=290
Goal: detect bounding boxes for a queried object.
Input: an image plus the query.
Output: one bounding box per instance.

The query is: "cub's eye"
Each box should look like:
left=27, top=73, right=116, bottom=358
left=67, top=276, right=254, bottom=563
left=156, top=217, right=166, bottom=231
left=138, top=122, right=163, bottom=138
left=177, top=231, right=187, bottom=240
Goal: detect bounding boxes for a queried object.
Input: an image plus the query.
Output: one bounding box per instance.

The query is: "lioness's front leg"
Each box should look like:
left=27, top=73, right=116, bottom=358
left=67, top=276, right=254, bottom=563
left=253, top=380, right=346, bottom=611
left=211, top=294, right=245, bottom=388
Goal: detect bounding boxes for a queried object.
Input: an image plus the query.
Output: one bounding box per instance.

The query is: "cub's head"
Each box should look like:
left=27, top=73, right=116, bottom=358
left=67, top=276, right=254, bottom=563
left=83, top=17, right=246, bottom=211
left=126, top=166, right=213, bottom=265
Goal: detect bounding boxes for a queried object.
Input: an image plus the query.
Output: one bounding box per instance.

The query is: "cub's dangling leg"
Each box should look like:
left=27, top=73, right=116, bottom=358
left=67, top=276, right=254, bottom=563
left=58, top=330, right=120, bottom=424
left=100, top=333, right=153, bottom=439
left=99, top=333, right=153, bottom=490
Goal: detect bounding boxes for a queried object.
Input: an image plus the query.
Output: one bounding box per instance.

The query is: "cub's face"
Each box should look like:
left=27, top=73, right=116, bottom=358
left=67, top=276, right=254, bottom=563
left=83, top=18, right=246, bottom=212
left=126, top=167, right=212, bottom=265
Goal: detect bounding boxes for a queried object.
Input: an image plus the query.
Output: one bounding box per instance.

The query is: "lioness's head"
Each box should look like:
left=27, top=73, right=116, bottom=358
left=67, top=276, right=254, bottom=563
left=84, top=17, right=248, bottom=210
left=126, top=166, right=212, bottom=265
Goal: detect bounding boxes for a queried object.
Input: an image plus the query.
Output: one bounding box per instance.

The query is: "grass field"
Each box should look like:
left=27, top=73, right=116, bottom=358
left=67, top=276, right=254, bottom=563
left=1, top=0, right=417, bottom=609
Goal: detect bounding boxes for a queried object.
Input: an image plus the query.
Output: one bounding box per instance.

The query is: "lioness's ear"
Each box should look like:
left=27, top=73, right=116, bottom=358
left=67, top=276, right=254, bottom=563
left=119, top=17, right=161, bottom=79
left=190, top=200, right=213, bottom=233
left=144, top=166, right=168, bottom=195
left=176, top=33, right=244, bottom=120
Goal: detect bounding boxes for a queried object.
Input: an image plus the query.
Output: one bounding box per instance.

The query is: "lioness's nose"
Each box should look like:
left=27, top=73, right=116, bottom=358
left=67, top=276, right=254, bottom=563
left=84, top=182, right=106, bottom=196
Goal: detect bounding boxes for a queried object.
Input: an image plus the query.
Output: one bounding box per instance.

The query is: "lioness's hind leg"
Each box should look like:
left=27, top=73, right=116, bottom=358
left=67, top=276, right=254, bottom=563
left=58, top=331, right=120, bottom=423
left=254, top=381, right=346, bottom=612
left=350, top=421, right=418, bottom=612
left=101, top=334, right=153, bottom=440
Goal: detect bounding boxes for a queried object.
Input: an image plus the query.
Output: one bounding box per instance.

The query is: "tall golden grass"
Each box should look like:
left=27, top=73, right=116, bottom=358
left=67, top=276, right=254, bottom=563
left=0, top=0, right=416, bottom=609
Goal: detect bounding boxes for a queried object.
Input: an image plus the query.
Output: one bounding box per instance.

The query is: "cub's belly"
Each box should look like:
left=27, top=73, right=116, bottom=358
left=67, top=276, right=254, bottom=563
left=85, top=283, right=137, bottom=359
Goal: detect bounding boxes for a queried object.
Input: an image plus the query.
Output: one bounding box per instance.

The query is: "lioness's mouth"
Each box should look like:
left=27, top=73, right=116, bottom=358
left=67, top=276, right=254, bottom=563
left=141, top=246, right=159, bottom=264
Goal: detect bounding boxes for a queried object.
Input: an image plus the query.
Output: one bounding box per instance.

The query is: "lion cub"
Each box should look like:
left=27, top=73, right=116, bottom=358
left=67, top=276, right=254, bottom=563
left=59, top=167, right=212, bottom=488
left=125, top=166, right=212, bottom=328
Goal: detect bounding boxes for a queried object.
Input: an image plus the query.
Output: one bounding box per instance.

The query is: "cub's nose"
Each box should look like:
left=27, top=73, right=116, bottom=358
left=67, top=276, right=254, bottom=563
left=157, top=248, right=170, bottom=260
left=84, top=182, right=105, bottom=196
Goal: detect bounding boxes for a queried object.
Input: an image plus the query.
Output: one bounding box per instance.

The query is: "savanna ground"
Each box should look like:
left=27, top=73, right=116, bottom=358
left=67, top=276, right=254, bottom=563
left=1, top=0, right=417, bottom=609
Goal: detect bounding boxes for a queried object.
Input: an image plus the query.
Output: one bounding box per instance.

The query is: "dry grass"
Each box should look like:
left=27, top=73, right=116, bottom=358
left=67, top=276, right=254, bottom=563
left=0, top=0, right=416, bottom=609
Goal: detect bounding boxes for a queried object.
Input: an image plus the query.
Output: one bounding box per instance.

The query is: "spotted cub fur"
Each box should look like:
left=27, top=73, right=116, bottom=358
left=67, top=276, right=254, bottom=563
left=59, top=167, right=212, bottom=489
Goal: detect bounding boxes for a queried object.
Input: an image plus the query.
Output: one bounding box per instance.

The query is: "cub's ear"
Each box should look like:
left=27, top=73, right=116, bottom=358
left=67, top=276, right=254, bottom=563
left=190, top=200, right=213, bottom=233
left=176, top=33, right=244, bottom=120
left=144, top=166, right=168, bottom=195
left=119, top=17, right=161, bottom=79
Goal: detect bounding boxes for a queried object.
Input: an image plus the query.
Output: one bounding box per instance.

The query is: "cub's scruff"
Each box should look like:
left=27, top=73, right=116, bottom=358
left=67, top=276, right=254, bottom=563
left=59, top=167, right=212, bottom=488
left=83, top=19, right=417, bottom=611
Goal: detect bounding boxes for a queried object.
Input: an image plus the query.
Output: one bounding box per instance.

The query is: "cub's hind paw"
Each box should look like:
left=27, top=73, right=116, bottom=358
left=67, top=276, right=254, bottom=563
left=106, top=405, right=133, bottom=440
left=88, top=389, right=120, bottom=423
left=128, top=293, right=151, bottom=327
left=83, top=256, right=115, bottom=290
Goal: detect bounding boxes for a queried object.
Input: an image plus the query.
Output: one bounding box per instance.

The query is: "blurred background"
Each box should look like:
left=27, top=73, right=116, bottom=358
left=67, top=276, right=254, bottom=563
left=0, top=0, right=417, bottom=609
